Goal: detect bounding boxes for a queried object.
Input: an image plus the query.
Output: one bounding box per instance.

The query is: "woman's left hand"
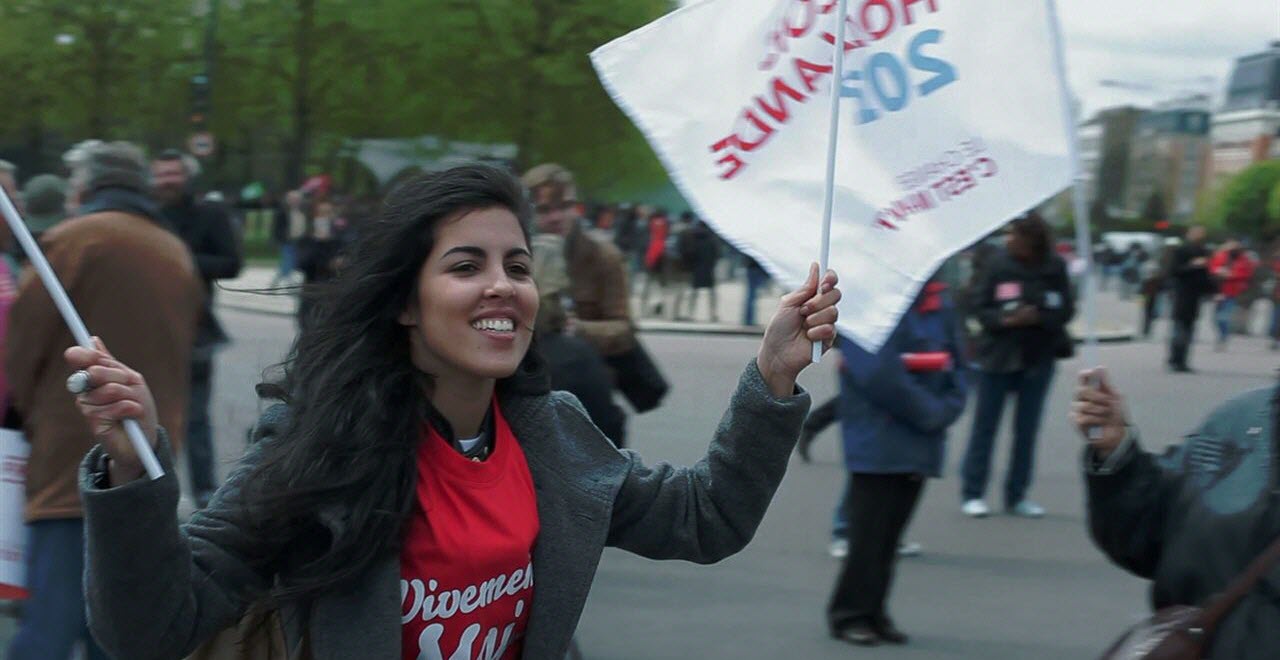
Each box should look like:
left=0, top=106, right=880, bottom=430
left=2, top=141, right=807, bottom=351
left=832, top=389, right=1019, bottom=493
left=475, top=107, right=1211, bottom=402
left=757, top=263, right=841, bottom=397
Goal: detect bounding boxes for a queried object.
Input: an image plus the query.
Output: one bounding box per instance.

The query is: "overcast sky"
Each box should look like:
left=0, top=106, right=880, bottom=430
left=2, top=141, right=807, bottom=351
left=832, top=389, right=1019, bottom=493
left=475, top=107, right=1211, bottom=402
left=676, top=0, right=1279, bottom=117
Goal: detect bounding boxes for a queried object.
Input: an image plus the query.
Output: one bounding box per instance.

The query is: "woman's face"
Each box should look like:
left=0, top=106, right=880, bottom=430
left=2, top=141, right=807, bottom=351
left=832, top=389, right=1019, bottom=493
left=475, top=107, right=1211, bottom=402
left=1005, top=229, right=1032, bottom=261
left=399, top=206, right=539, bottom=383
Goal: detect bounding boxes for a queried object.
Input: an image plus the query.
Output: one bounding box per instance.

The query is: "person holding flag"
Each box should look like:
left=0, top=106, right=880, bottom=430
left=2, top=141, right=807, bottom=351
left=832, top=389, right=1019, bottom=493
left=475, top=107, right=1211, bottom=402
left=5, top=141, right=202, bottom=660
left=66, top=164, right=842, bottom=659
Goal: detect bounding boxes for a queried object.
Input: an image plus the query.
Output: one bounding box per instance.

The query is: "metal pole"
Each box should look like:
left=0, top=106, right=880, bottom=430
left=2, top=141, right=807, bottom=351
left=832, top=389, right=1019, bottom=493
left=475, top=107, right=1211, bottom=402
left=814, top=0, right=850, bottom=364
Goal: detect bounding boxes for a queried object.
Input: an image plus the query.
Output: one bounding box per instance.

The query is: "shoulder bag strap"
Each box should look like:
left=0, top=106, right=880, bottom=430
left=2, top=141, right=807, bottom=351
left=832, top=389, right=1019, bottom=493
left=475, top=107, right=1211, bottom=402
left=1198, top=533, right=1280, bottom=632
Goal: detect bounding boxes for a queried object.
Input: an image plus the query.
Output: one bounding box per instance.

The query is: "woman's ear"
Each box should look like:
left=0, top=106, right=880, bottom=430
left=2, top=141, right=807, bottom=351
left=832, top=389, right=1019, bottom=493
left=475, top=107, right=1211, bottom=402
left=398, top=303, right=417, bottom=327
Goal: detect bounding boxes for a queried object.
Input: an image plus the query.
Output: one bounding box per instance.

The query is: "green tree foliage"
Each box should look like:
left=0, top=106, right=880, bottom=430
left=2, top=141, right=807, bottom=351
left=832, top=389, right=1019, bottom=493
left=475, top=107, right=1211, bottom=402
left=1267, top=180, right=1280, bottom=228
left=0, top=0, right=675, bottom=195
left=1206, top=161, right=1280, bottom=238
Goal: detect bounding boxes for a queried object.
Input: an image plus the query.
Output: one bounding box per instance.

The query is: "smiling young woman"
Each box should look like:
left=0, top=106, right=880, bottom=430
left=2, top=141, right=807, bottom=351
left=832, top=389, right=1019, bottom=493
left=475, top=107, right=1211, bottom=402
left=65, top=164, right=843, bottom=659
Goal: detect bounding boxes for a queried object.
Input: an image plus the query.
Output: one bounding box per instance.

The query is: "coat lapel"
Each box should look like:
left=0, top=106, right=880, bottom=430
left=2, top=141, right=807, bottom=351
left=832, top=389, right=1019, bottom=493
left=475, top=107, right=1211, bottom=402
left=502, top=393, right=621, bottom=659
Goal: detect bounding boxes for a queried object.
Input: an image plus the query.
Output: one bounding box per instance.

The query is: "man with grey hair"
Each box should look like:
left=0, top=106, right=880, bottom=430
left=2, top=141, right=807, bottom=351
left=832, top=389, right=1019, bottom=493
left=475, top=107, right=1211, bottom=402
left=5, top=141, right=202, bottom=660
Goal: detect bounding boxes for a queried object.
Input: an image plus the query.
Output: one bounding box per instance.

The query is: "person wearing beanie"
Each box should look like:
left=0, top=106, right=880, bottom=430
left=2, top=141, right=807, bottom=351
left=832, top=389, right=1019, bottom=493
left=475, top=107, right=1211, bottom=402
left=5, top=141, right=203, bottom=660
left=20, top=174, right=68, bottom=243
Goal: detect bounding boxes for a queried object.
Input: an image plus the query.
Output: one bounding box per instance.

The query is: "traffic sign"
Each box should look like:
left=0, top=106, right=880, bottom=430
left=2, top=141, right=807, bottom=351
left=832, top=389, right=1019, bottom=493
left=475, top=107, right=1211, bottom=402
left=187, top=132, right=216, bottom=158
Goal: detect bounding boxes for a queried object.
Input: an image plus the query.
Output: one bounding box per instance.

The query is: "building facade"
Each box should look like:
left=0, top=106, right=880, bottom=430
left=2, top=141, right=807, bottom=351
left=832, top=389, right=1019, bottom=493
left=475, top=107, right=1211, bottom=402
left=1124, top=107, right=1210, bottom=222
left=1206, top=42, right=1280, bottom=190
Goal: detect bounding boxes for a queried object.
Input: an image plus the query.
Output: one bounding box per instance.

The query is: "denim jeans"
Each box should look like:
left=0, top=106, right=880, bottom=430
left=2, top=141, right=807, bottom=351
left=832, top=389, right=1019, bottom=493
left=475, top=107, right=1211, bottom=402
left=743, top=266, right=768, bottom=326
left=186, top=356, right=217, bottom=499
left=960, top=361, right=1056, bottom=507
left=1215, top=297, right=1236, bottom=343
left=832, top=476, right=851, bottom=539
left=7, top=519, right=110, bottom=660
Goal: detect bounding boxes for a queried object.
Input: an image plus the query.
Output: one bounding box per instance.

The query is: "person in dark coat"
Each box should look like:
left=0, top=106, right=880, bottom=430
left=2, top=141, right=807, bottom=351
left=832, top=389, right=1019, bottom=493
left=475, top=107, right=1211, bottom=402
left=680, top=217, right=720, bottom=322
left=827, top=278, right=968, bottom=646
left=1165, top=226, right=1213, bottom=372
left=1072, top=368, right=1280, bottom=660
left=152, top=149, right=243, bottom=509
left=959, top=211, right=1074, bottom=519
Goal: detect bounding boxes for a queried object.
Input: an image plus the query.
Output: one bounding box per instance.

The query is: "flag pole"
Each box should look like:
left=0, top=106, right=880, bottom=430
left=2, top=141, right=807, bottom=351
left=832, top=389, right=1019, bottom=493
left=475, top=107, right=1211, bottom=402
left=0, top=188, right=165, bottom=480
left=814, top=0, right=850, bottom=364
left=1045, top=0, right=1097, bottom=364
left=1046, top=0, right=1105, bottom=442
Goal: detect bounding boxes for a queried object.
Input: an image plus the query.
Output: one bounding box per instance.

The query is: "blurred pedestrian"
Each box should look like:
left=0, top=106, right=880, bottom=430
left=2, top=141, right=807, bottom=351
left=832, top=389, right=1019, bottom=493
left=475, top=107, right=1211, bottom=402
left=14, top=174, right=69, bottom=263
left=611, top=202, right=640, bottom=274
left=960, top=211, right=1074, bottom=519
left=270, top=190, right=308, bottom=288
left=1139, top=243, right=1170, bottom=338
left=0, top=200, right=16, bottom=416
left=1166, top=226, right=1213, bottom=372
left=665, top=212, right=694, bottom=320
left=152, top=149, right=243, bottom=509
left=1072, top=368, right=1280, bottom=659
left=827, top=278, right=968, bottom=645
left=640, top=208, right=670, bottom=316
left=296, top=198, right=347, bottom=326
left=1268, top=241, right=1280, bottom=350
left=743, top=254, right=769, bottom=326
left=530, top=229, right=626, bottom=445
left=0, top=160, right=18, bottom=211
left=0, top=161, right=20, bottom=263
left=522, top=164, right=634, bottom=444
left=1208, top=240, right=1256, bottom=350
left=66, top=164, right=842, bottom=659
left=681, top=215, right=720, bottom=322
left=5, top=141, right=202, bottom=660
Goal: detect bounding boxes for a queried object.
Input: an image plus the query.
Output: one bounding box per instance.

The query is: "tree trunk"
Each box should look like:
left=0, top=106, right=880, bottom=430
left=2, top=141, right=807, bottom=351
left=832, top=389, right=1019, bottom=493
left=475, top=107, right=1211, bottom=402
left=285, top=0, right=315, bottom=187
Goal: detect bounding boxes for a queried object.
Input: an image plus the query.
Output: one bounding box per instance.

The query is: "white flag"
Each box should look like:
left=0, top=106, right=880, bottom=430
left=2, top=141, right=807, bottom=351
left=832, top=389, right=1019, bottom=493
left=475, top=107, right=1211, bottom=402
left=592, top=0, right=1073, bottom=350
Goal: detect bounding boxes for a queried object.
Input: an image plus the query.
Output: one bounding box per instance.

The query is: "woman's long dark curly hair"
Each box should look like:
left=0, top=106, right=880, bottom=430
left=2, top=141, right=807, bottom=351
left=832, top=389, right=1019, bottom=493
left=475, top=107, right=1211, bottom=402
left=243, top=164, right=548, bottom=603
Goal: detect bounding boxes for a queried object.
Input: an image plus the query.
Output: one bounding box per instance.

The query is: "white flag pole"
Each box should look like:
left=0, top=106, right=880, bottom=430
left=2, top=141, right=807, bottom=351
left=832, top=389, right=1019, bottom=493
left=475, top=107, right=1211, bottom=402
left=0, top=188, right=165, bottom=480
left=813, top=0, right=850, bottom=364
left=1045, top=0, right=1097, bottom=364
left=1046, top=0, right=1105, bottom=442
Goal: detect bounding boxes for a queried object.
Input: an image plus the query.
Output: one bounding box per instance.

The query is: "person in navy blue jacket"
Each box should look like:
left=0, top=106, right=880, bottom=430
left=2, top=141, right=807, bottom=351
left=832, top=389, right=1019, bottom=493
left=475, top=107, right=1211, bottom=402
left=827, top=279, right=969, bottom=646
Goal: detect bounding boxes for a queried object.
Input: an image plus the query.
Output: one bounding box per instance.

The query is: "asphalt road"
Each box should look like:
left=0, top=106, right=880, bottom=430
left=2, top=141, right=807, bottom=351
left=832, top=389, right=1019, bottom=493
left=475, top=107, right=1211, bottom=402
left=3, top=304, right=1275, bottom=659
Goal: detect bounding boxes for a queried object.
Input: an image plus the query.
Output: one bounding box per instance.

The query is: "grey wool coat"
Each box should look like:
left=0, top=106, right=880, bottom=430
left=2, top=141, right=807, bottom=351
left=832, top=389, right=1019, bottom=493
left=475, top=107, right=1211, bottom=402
left=79, top=361, right=809, bottom=659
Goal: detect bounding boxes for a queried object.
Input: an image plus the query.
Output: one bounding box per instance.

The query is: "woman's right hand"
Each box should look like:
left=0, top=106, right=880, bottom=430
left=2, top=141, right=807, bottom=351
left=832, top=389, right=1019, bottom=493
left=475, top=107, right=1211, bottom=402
left=64, top=338, right=159, bottom=485
left=1071, top=367, right=1127, bottom=458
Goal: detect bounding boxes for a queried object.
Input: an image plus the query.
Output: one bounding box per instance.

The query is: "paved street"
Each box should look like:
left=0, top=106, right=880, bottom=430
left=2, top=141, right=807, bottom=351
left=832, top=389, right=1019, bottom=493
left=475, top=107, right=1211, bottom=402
left=2, top=295, right=1276, bottom=658
left=174, top=301, right=1280, bottom=658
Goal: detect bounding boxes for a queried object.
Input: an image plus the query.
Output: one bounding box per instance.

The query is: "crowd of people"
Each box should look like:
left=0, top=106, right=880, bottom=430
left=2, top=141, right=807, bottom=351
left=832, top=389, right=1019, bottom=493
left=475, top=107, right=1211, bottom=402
left=0, top=143, right=1277, bottom=658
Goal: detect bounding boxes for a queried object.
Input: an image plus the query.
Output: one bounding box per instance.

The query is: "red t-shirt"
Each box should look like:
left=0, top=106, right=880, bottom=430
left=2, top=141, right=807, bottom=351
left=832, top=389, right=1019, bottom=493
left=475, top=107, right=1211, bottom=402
left=400, top=400, right=539, bottom=660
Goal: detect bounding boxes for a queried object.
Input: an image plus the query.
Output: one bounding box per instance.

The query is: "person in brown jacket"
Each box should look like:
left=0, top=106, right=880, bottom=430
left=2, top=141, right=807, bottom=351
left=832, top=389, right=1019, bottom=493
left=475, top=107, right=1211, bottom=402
left=5, top=141, right=202, bottom=660
left=522, top=163, right=635, bottom=445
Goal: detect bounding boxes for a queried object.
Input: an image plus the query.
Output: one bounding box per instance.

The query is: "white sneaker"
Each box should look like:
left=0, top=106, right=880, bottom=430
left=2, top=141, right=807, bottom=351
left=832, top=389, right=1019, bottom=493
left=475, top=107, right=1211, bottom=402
left=828, top=538, right=849, bottom=559
left=961, top=499, right=991, bottom=518
left=1008, top=500, right=1046, bottom=518
left=897, top=541, right=923, bottom=557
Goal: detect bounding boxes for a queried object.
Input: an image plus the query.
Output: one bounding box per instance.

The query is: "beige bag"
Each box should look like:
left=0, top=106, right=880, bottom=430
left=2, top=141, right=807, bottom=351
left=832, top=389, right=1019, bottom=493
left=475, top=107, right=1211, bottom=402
left=186, top=607, right=290, bottom=660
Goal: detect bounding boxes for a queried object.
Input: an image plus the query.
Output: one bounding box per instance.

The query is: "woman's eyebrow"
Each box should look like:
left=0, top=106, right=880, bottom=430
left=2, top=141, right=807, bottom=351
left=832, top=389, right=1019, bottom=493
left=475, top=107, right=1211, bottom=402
left=440, top=246, right=486, bottom=259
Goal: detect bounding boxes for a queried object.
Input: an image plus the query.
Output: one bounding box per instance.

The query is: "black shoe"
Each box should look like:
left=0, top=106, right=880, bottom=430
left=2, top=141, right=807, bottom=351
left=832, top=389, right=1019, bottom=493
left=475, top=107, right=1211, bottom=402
left=1168, top=363, right=1191, bottom=373
left=873, top=617, right=909, bottom=645
left=831, top=621, right=880, bottom=646
left=796, top=430, right=815, bottom=463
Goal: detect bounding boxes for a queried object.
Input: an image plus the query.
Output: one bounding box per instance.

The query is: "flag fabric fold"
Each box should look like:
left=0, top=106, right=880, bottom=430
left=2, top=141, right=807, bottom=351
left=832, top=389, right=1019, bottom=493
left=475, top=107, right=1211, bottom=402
left=593, top=0, right=1073, bottom=350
